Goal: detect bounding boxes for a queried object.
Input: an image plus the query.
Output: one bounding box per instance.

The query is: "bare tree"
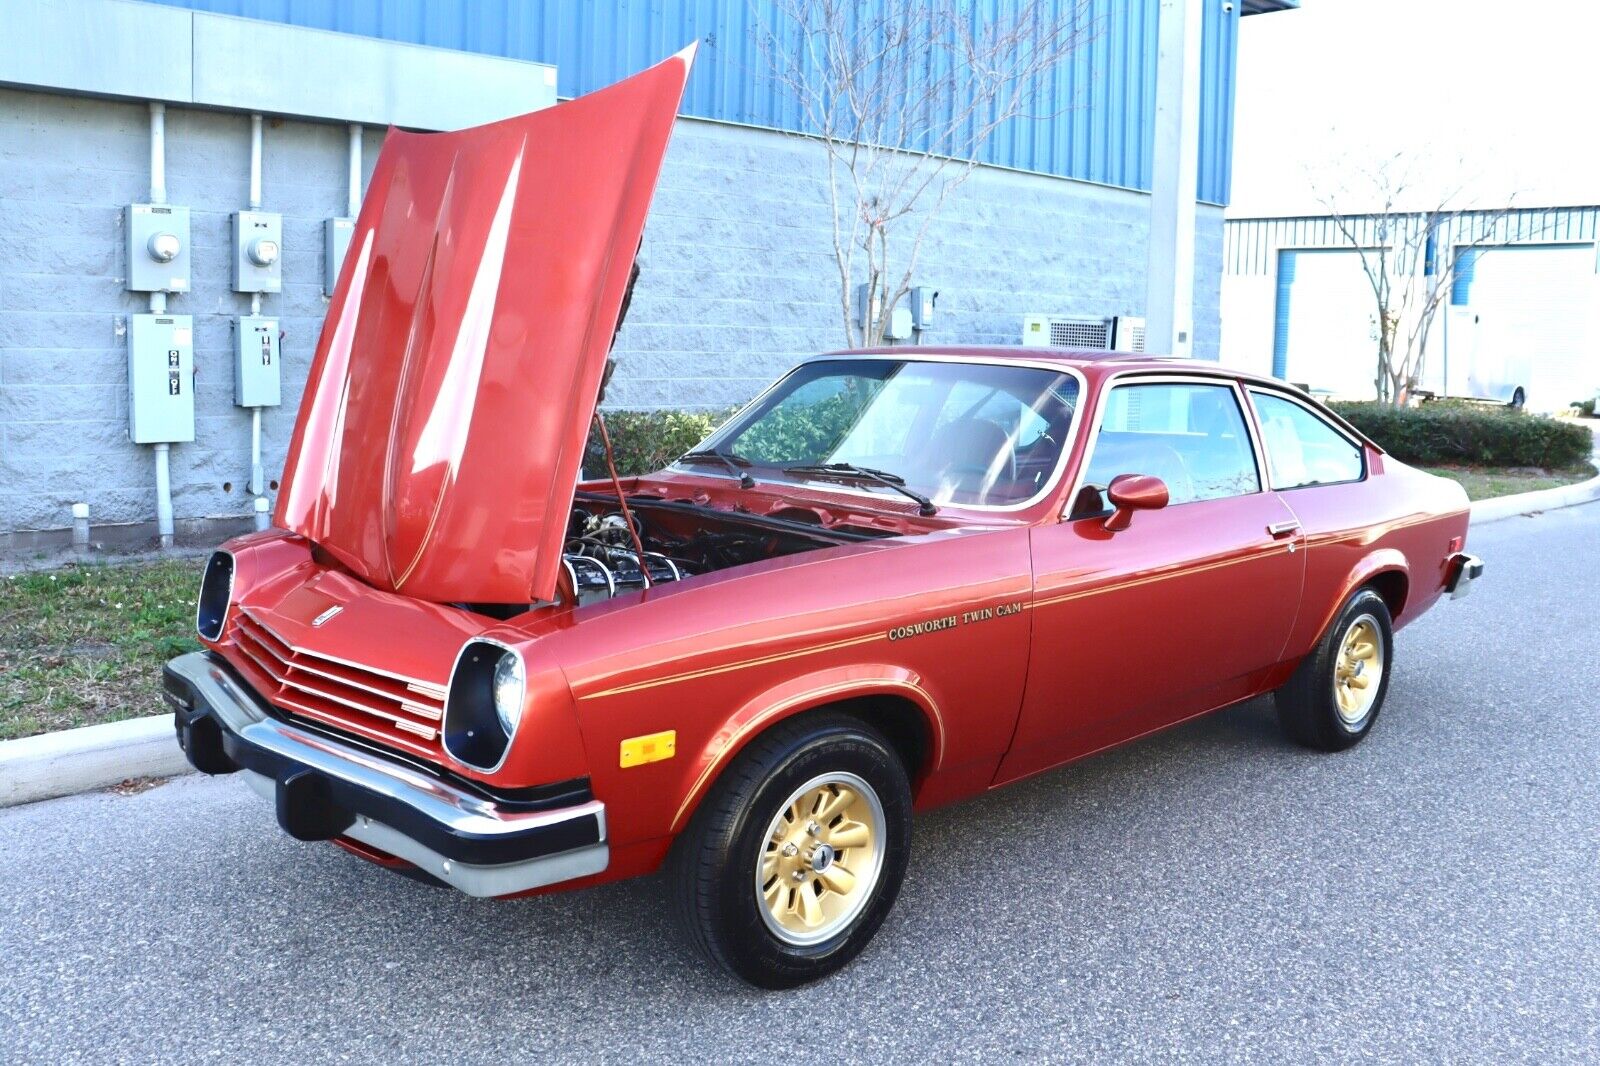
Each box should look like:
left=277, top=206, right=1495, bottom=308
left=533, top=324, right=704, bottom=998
left=1317, top=154, right=1516, bottom=404
left=758, top=0, right=1095, bottom=346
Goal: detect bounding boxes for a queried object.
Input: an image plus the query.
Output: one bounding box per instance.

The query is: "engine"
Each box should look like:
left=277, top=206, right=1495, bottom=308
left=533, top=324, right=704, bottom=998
left=563, top=509, right=691, bottom=604
left=561, top=500, right=846, bottom=605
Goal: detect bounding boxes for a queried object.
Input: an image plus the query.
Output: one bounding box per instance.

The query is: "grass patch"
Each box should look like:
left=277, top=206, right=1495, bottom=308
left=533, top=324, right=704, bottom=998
left=0, top=558, right=202, bottom=741
left=1420, top=463, right=1596, bottom=502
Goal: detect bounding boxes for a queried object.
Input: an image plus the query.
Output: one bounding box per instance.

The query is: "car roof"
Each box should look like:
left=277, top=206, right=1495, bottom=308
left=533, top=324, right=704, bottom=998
left=820, top=345, right=1383, bottom=449
left=823, top=345, right=1226, bottom=380
left=815, top=344, right=1351, bottom=405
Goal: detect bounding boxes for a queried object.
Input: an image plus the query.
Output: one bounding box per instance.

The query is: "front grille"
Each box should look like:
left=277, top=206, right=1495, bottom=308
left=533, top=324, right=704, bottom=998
left=230, top=608, right=448, bottom=758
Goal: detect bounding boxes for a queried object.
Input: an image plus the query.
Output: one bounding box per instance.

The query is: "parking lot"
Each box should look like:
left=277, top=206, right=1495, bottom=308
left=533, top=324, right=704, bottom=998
left=3, top=504, right=1597, bottom=1064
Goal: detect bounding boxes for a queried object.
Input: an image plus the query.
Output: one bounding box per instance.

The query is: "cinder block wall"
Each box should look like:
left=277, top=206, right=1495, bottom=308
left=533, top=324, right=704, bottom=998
left=0, top=87, right=1223, bottom=542
left=613, top=118, right=1223, bottom=409
left=0, top=88, right=384, bottom=542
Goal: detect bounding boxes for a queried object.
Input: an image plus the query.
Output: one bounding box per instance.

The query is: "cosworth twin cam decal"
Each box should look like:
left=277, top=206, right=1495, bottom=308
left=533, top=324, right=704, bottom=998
left=887, top=600, right=1025, bottom=642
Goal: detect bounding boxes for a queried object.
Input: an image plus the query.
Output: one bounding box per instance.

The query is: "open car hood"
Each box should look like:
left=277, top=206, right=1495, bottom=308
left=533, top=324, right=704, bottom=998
left=275, top=47, right=694, bottom=604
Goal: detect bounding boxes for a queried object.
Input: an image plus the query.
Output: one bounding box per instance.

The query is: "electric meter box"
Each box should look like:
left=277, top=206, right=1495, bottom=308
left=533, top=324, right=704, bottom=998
left=125, top=203, right=191, bottom=293
left=323, top=217, right=354, bottom=296
left=233, top=315, right=281, bottom=408
left=231, top=210, right=283, bottom=293
left=128, top=314, right=195, bottom=444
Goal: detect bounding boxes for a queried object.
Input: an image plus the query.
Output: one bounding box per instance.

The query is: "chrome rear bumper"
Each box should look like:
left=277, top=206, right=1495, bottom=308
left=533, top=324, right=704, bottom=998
left=163, top=651, right=607, bottom=897
left=1446, top=552, right=1485, bottom=600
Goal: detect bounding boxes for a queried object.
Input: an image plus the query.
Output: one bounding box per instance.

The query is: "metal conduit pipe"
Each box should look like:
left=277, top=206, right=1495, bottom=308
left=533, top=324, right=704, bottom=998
left=248, top=113, right=266, bottom=503
left=347, top=123, right=362, bottom=219
left=250, top=408, right=264, bottom=498
left=148, top=102, right=166, bottom=206
left=248, top=113, right=263, bottom=210
left=71, top=503, right=91, bottom=553
left=153, top=443, right=174, bottom=550
left=149, top=101, right=174, bottom=548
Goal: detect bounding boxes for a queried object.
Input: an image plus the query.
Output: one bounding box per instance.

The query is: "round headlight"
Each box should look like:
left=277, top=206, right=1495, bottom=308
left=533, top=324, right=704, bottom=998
left=492, top=651, right=525, bottom=737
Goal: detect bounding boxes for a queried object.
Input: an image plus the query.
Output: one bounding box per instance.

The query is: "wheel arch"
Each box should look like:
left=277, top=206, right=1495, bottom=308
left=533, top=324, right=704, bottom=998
left=667, top=669, right=945, bottom=835
left=1364, top=567, right=1409, bottom=622
left=1309, top=549, right=1410, bottom=644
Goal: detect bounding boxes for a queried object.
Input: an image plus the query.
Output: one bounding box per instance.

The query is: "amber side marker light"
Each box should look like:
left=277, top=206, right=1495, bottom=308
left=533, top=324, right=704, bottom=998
left=620, top=730, right=676, bottom=768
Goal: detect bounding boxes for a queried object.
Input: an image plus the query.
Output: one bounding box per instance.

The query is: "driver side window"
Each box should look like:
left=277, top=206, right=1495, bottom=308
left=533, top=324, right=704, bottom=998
left=1072, top=381, right=1261, bottom=516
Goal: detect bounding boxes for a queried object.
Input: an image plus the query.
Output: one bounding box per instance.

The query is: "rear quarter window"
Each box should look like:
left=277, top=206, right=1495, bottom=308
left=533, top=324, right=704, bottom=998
left=1249, top=390, right=1365, bottom=489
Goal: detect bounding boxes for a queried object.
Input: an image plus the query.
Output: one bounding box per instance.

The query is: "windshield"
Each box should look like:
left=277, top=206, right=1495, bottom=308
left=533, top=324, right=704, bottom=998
left=696, top=359, right=1080, bottom=507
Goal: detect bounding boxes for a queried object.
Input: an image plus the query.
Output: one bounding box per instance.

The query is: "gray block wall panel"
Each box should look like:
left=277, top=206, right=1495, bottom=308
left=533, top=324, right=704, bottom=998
left=0, top=89, right=1225, bottom=539
left=1, top=0, right=556, bottom=132
left=0, top=0, right=192, bottom=103
left=191, top=11, right=557, bottom=129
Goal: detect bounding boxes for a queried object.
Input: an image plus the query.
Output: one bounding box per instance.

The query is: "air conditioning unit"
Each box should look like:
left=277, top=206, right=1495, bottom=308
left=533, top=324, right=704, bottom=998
left=1111, top=316, right=1146, bottom=353
left=1020, top=314, right=1111, bottom=349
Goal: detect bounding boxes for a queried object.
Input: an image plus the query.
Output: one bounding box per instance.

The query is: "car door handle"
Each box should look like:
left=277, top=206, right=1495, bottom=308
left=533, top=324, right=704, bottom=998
left=1267, top=520, right=1301, bottom=538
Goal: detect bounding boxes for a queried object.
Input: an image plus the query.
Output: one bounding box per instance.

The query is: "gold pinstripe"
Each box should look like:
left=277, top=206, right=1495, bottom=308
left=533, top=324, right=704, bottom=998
left=577, top=632, right=887, bottom=702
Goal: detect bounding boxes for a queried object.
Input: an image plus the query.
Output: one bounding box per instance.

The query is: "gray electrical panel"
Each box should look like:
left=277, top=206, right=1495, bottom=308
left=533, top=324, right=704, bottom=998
left=910, top=287, right=938, bottom=330
left=231, top=210, right=283, bottom=293
left=323, top=217, right=354, bottom=296
left=125, top=204, right=191, bottom=293
left=884, top=305, right=913, bottom=341
left=233, top=315, right=281, bottom=408
left=128, top=314, right=195, bottom=444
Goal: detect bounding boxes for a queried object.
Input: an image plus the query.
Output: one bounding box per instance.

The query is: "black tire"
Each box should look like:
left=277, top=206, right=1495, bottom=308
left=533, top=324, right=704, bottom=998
left=666, top=711, right=912, bottom=988
left=1275, top=587, right=1394, bottom=752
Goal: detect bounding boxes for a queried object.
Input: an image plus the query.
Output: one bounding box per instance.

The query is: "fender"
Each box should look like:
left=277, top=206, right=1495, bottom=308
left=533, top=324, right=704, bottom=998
left=1304, top=548, right=1409, bottom=655
left=667, top=665, right=946, bottom=834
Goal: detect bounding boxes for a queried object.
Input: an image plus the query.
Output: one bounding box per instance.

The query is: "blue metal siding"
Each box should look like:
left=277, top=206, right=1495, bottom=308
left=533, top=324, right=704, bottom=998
left=151, top=0, right=1240, bottom=204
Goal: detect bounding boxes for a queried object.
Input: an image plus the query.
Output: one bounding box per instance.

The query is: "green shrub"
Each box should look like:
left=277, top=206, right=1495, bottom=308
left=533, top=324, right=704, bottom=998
left=735, top=392, right=862, bottom=465
left=585, top=409, right=734, bottom=477
left=1331, top=401, right=1592, bottom=468
left=1577, top=398, right=1597, bottom=418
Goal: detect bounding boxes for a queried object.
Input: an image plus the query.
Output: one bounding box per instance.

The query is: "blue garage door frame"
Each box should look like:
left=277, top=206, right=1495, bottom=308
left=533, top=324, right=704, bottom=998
left=1271, top=250, right=1296, bottom=379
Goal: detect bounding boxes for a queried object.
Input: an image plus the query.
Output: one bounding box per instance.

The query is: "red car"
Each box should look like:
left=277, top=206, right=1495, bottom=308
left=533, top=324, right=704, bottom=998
left=164, top=51, right=1483, bottom=987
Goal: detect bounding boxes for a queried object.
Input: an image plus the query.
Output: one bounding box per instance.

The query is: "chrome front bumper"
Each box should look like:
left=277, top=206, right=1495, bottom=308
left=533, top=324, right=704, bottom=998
left=163, top=651, right=607, bottom=897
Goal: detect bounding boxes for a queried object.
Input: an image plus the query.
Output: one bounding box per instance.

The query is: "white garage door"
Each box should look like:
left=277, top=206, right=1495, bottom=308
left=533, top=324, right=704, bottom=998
left=1458, top=244, right=1598, bottom=412
left=1281, top=250, right=1381, bottom=400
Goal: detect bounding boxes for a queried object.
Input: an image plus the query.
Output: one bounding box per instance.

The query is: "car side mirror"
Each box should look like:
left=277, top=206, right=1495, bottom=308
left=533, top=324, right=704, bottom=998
left=1103, top=474, right=1169, bottom=532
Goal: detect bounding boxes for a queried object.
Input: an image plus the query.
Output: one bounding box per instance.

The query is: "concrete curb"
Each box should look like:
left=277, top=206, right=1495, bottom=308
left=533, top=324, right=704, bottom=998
left=1470, top=436, right=1600, bottom=526
left=1470, top=471, right=1600, bottom=525
left=0, top=714, right=190, bottom=808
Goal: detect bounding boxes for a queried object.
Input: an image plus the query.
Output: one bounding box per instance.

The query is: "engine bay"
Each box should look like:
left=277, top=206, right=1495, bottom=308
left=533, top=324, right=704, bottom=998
left=560, top=492, right=884, bottom=605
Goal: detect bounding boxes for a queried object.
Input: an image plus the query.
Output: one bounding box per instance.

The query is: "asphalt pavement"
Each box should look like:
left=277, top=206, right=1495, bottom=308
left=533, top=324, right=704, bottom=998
left=3, top=504, right=1597, bottom=1063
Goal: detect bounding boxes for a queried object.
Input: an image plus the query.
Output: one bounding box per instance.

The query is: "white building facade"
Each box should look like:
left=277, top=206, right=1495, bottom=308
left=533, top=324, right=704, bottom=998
left=1221, top=206, right=1600, bottom=412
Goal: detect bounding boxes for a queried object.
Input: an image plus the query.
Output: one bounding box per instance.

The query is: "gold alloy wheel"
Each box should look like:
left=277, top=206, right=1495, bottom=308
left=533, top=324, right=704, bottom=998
left=756, top=772, right=885, bottom=946
left=1333, top=614, right=1384, bottom=726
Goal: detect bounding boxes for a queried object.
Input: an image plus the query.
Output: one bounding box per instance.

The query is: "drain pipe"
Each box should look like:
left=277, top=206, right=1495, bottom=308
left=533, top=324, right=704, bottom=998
left=247, top=113, right=266, bottom=501
left=149, top=101, right=174, bottom=548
